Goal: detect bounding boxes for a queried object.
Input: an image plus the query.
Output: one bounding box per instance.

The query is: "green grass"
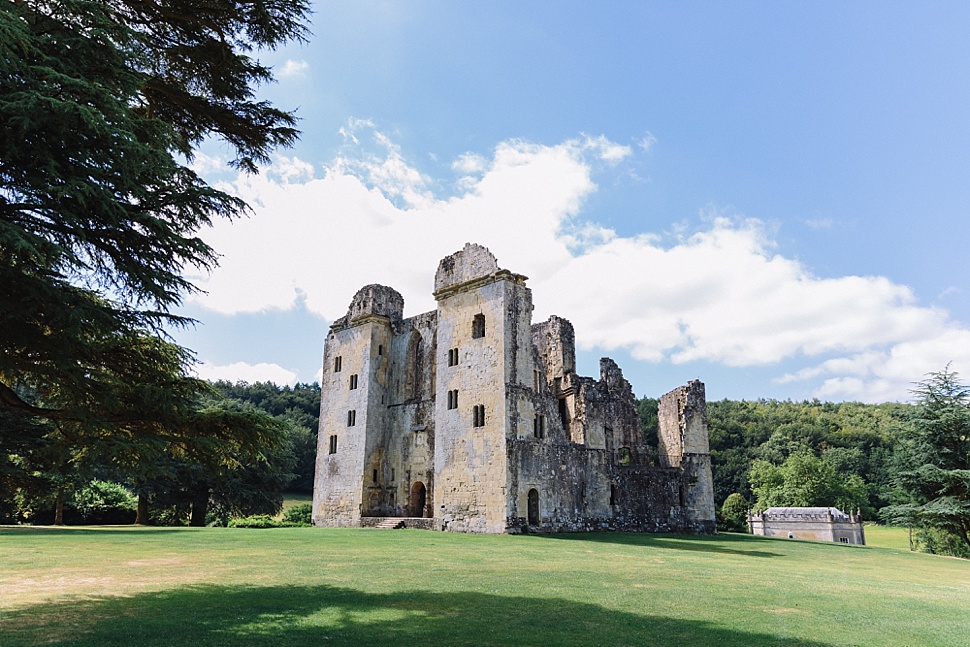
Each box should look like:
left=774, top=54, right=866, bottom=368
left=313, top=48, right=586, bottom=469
left=863, top=524, right=912, bottom=551
left=2, top=527, right=968, bottom=646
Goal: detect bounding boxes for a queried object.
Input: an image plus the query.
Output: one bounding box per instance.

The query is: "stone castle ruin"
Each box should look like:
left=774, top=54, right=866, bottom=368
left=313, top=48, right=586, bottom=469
left=312, top=243, right=715, bottom=534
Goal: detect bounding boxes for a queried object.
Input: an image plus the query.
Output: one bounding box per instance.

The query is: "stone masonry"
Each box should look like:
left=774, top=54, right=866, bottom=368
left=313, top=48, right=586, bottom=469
left=312, top=243, right=716, bottom=534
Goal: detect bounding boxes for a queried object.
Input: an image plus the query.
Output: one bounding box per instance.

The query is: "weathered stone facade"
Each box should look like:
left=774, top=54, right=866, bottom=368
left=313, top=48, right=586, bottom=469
left=313, top=243, right=716, bottom=534
left=748, top=507, right=866, bottom=544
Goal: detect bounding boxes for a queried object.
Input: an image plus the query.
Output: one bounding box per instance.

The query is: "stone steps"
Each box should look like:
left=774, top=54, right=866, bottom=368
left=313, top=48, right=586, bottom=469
left=373, top=519, right=404, bottom=530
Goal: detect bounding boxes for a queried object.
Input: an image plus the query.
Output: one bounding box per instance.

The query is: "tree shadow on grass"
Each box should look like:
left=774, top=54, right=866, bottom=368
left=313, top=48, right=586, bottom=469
left=2, top=583, right=835, bottom=647
left=539, top=531, right=783, bottom=558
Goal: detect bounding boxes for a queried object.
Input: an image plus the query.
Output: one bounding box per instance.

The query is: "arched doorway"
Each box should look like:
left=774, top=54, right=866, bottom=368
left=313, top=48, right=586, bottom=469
left=527, top=488, right=539, bottom=525
left=409, top=481, right=427, bottom=517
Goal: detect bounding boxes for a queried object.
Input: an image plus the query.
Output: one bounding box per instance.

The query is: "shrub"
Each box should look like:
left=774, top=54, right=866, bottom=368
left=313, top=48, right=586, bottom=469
left=281, top=503, right=312, bottom=526
left=228, top=515, right=282, bottom=528
left=719, top=493, right=749, bottom=532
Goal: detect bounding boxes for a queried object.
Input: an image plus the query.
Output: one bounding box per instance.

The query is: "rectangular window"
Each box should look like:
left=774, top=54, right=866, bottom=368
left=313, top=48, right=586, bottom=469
left=473, top=404, right=485, bottom=427
left=447, top=389, right=459, bottom=410
left=373, top=469, right=378, bottom=483
left=347, top=410, right=356, bottom=426
left=533, top=415, right=545, bottom=439
left=334, top=356, right=342, bottom=372
left=448, top=347, right=459, bottom=366
left=378, top=344, right=383, bottom=356
left=328, top=435, right=337, bottom=454
left=533, top=369, right=541, bottom=391
left=472, top=314, right=485, bottom=339
left=391, top=468, right=395, bottom=481
left=349, top=374, right=358, bottom=389
left=618, top=447, right=631, bottom=467
left=840, top=537, right=849, bottom=544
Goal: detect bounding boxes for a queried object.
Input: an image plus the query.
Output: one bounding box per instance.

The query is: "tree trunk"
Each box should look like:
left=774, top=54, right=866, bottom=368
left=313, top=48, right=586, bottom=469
left=135, top=493, right=149, bottom=525
left=53, top=491, right=64, bottom=526
left=190, top=487, right=209, bottom=527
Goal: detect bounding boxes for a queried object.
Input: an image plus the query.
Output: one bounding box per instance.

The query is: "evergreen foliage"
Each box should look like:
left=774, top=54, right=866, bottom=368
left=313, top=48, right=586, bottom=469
left=1, top=0, right=310, bottom=524
left=882, top=367, right=970, bottom=553
left=1, top=0, right=310, bottom=434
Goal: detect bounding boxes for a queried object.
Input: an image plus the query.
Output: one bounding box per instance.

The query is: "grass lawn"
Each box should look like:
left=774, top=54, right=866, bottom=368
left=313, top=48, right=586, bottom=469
left=863, top=524, right=912, bottom=551
left=2, top=527, right=968, bottom=646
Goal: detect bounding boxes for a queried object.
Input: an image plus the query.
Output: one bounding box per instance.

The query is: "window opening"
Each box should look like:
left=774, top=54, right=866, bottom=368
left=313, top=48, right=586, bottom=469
left=373, top=469, right=378, bottom=483
left=447, top=389, right=459, bottom=410
left=448, top=348, right=459, bottom=366
left=328, top=435, right=337, bottom=454
left=473, top=404, right=486, bottom=427
left=334, top=356, right=342, bottom=372
left=472, top=314, right=485, bottom=339
left=618, top=447, right=631, bottom=467
left=527, top=488, right=539, bottom=525
left=840, top=537, right=849, bottom=544
left=347, top=410, right=356, bottom=426
left=610, top=484, right=617, bottom=506
left=391, top=468, right=395, bottom=482
left=533, top=415, right=545, bottom=439
left=349, top=374, right=358, bottom=390
left=378, top=344, right=383, bottom=356
left=558, top=398, right=569, bottom=428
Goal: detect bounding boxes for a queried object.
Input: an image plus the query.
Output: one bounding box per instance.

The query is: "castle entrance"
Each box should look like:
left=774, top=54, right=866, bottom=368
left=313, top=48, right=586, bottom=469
left=528, top=488, right=539, bottom=525
left=409, top=481, right=427, bottom=517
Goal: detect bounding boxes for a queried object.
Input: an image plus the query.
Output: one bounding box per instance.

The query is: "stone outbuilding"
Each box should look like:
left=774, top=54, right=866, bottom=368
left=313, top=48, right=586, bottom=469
left=748, top=507, right=866, bottom=544
left=312, top=243, right=716, bottom=534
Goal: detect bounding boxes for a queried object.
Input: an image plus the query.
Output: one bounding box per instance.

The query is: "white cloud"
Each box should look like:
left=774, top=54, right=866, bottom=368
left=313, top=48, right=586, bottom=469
left=638, top=132, right=658, bottom=152
left=804, top=217, right=834, bottom=230
left=189, top=152, right=228, bottom=175
left=580, top=134, right=633, bottom=164
left=189, top=122, right=970, bottom=402
left=193, top=361, right=299, bottom=386
left=279, top=59, right=309, bottom=78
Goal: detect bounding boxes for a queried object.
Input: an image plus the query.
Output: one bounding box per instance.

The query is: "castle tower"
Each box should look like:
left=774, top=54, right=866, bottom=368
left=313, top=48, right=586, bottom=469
left=431, top=243, right=534, bottom=533
left=312, top=285, right=403, bottom=527
left=657, top=380, right=717, bottom=533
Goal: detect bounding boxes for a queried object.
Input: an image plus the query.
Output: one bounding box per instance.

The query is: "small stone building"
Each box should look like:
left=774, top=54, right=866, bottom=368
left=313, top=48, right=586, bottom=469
left=312, top=243, right=716, bottom=534
left=748, top=507, right=866, bottom=545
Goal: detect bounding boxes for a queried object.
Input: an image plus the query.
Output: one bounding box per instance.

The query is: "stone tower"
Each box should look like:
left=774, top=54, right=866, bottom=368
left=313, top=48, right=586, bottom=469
left=312, top=285, right=403, bottom=527
left=431, top=243, right=534, bottom=532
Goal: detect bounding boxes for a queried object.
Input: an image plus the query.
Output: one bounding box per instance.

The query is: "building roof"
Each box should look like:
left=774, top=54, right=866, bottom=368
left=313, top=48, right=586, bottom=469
left=762, top=507, right=851, bottom=521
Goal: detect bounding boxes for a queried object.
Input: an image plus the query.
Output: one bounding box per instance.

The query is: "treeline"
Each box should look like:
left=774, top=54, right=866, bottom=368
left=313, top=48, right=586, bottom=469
left=706, top=399, right=909, bottom=514
left=639, top=397, right=909, bottom=521
left=0, top=381, right=320, bottom=526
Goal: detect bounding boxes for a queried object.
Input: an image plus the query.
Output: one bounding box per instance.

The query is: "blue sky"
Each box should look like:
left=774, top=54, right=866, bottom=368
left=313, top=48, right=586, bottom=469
left=174, top=1, right=970, bottom=403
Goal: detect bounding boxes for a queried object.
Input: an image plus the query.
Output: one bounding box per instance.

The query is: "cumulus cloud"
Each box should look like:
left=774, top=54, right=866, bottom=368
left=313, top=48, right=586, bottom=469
left=193, top=361, right=299, bottom=386
left=189, top=122, right=970, bottom=402
left=279, top=59, right=309, bottom=78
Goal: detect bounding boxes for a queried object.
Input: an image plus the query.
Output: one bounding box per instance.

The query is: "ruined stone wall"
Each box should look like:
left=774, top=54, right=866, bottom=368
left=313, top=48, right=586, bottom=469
left=314, top=244, right=717, bottom=535
left=657, top=381, right=716, bottom=532
left=383, top=311, right=437, bottom=518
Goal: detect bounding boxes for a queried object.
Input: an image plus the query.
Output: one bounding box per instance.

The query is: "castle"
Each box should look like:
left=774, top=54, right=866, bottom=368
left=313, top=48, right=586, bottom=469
left=312, top=243, right=715, bottom=534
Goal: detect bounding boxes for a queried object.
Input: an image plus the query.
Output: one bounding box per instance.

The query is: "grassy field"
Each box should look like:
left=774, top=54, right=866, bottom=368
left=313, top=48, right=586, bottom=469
left=2, top=527, right=968, bottom=647
left=863, top=524, right=912, bottom=551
